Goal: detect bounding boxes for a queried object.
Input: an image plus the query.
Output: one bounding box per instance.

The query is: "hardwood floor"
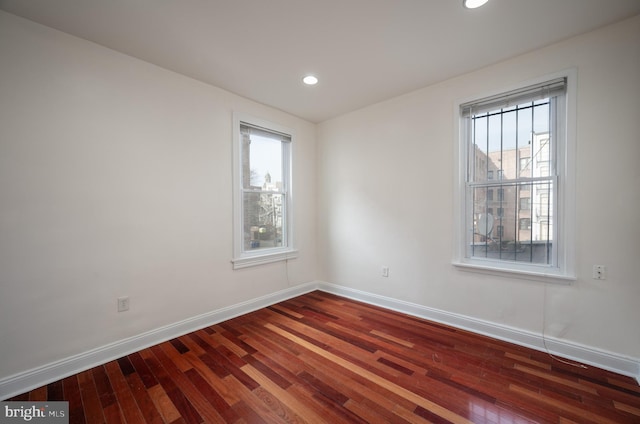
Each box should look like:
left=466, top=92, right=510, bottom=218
left=8, top=291, right=640, bottom=423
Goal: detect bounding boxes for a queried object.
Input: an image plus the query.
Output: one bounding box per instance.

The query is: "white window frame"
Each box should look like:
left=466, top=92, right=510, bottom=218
left=453, top=71, right=576, bottom=283
left=231, top=113, right=297, bottom=269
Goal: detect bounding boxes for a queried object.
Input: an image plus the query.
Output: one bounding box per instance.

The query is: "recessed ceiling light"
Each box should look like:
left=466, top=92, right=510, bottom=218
left=303, top=75, right=318, bottom=85
left=463, top=0, right=489, bottom=9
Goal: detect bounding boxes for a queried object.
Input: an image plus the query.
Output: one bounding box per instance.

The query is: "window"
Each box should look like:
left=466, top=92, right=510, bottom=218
left=232, top=114, right=296, bottom=269
left=454, top=73, right=576, bottom=281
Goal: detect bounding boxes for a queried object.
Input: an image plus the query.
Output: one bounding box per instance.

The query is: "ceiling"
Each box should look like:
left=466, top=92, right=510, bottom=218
left=2, top=0, right=639, bottom=123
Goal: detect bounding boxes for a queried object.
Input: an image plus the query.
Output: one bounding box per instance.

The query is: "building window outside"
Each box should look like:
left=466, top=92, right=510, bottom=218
left=455, top=74, right=575, bottom=280
left=232, top=114, right=296, bottom=269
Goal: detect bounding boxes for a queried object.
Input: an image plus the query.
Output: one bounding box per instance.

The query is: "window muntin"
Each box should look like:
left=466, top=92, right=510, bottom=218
left=458, top=77, right=572, bottom=277
left=232, top=115, right=295, bottom=268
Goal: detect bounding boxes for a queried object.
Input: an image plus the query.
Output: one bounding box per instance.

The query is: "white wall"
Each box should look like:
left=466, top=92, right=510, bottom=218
left=318, top=15, right=640, bottom=361
left=0, top=11, right=317, bottom=381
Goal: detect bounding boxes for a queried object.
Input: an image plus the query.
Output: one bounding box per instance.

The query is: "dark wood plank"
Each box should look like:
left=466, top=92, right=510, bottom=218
left=127, top=351, right=159, bottom=390
left=92, top=365, right=117, bottom=409
left=183, top=368, right=239, bottom=423
left=102, top=403, right=125, bottom=424
left=125, top=372, right=165, bottom=424
left=146, top=384, right=181, bottom=424
left=142, top=348, right=204, bottom=424
left=149, top=344, right=228, bottom=423
left=63, top=374, right=86, bottom=424
left=77, top=370, right=105, bottom=424
left=46, top=379, right=64, bottom=400
left=29, top=385, right=47, bottom=401
left=104, top=361, right=147, bottom=423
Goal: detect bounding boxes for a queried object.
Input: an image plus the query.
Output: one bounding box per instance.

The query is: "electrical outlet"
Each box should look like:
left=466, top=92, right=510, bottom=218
left=381, top=266, right=389, bottom=277
left=117, top=296, right=130, bottom=312
left=592, top=265, right=607, bottom=280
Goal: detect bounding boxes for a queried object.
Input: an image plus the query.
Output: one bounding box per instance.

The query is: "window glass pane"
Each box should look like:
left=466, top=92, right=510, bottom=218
left=243, top=192, right=284, bottom=251
left=470, top=181, right=552, bottom=264
left=532, top=133, right=552, bottom=177
left=487, top=113, right=501, bottom=168
left=502, top=109, right=516, bottom=150
left=533, top=101, right=550, bottom=133
left=471, top=100, right=552, bottom=183
left=519, top=218, right=531, bottom=230
left=471, top=115, right=487, bottom=182
left=243, top=132, right=283, bottom=191
left=519, top=157, right=531, bottom=178
left=468, top=103, right=554, bottom=176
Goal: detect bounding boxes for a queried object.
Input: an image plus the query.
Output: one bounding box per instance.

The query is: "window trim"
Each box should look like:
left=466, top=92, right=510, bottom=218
left=452, top=70, right=577, bottom=283
left=231, top=113, right=297, bottom=269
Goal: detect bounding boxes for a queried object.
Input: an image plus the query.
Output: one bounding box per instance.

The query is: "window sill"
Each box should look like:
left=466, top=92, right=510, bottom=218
left=232, top=249, right=298, bottom=270
left=452, top=261, right=576, bottom=284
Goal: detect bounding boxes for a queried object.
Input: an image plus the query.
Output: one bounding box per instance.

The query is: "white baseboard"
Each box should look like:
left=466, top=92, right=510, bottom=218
left=316, top=282, right=640, bottom=384
left=0, top=282, right=319, bottom=400
left=2, top=281, right=638, bottom=399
